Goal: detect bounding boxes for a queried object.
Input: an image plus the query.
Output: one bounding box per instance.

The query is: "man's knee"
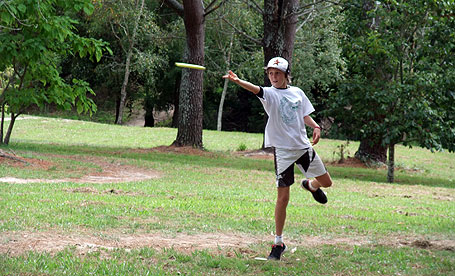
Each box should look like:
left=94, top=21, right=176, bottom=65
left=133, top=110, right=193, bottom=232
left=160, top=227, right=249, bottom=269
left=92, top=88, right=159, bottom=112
left=277, top=187, right=290, bottom=205
left=317, top=173, right=333, bottom=188
left=321, top=179, right=333, bottom=188
left=277, top=193, right=290, bottom=204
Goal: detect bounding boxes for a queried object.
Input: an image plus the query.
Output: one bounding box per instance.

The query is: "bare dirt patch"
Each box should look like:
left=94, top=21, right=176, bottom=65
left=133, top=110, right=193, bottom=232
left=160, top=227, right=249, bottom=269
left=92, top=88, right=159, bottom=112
left=0, top=151, right=54, bottom=170
left=1, top=230, right=454, bottom=257
left=386, top=237, right=455, bottom=252
left=0, top=145, right=216, bottom=185
left=328, top=157, right=369, bottom=168
left=133, top=145, right=214, bottom=157
left=0, top=154, right=160, bottom=184
left=235, top=149, right=274, bottom=160
left=0, top=231, right=266, bottom=257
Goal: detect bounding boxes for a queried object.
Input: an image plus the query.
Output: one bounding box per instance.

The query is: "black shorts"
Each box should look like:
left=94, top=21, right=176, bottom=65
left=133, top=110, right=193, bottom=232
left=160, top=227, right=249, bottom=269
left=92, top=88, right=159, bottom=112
left=274, top=148, right=327, bottom=187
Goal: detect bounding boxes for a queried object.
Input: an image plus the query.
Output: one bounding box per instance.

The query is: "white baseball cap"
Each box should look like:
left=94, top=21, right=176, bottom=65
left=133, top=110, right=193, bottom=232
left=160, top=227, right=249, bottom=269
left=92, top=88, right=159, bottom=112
left=266, top=57, right=289, bottom=74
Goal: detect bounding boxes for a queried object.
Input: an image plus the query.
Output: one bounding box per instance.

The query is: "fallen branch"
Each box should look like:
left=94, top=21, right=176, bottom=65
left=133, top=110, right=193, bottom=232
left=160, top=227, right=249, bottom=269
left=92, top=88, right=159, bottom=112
left=0, top=149, right=29, bottom=165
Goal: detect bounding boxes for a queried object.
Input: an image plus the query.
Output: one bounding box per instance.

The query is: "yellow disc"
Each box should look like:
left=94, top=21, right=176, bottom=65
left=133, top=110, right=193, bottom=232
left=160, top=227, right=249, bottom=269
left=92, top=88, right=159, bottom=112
left=175, top=62, right=206, bottom=70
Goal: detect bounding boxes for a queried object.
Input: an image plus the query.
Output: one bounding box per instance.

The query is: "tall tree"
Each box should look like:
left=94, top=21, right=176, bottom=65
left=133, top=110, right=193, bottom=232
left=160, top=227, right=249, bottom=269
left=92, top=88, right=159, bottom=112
left=80, top=0, right=168, bottom=125
left=225, top=0, right=302, bottom=83
left=262, top=0, right=299, bottom=85
left=217, top=33, right=235, bottom=131
left=0, top=0, right=109, bottom=145
left=225, top=0, right=338, bottom=146
left=114, top=0, right=146, bottom=125
left=328, top=0, right=455, bottom=182
left=164, top=0, right=225, bottom=148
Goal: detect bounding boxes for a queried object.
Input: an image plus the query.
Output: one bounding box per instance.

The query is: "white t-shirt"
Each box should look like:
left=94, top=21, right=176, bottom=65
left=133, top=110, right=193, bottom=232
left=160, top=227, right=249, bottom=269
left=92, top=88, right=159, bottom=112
left=258, top=86, right=315, bottom=150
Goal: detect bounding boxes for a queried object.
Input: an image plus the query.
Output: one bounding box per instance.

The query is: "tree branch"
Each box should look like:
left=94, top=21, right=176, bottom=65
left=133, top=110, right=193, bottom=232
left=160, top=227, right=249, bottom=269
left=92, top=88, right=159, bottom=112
left=162, top=0, right=184, bottom=18
left=295, top=0, right=330, bottom=18
left=296, top=7, right=317, bottom=33
left=0, top=149, right=29, bottom=164
left=221, top=17, right=261, bottom=46
left=204, top=0, right=218, bottom=13
left=110, top=22, right=126, bottom=53
left=0, top=25, right=22, bottom=31
left=242, top=0, right=263, bottom=15
left=205, top=0, right=228, bottom=17
left=16, top=63, right=28, bottom=90
left=0, top=73, right=14, bottom=103
left=4, top=1, right=35, bottom=27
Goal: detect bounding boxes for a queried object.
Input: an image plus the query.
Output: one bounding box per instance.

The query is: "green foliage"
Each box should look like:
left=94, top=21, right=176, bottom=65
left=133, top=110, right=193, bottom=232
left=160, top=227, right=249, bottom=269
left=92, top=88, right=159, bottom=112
left=202, top=2, right=264, bottom=132
left=61, top=0, right=170, bottom=121
left=333, top=141, right=351, bottom=163
left=237, top=142, right=247, bottom=151
left=292, top=5, right=346, bottom=96
left=327, top=0, right=455, bottom=153
left=0, top=0, right=110, bottom=143
left=201, top=1, right=345, bottom=133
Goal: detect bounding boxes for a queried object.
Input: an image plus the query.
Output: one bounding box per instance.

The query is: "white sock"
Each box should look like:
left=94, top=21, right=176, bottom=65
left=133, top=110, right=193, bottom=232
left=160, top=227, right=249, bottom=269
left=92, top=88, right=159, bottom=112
left=274, top=235, right=283, bottom=245
left=309, top=180, right=317, bottom=191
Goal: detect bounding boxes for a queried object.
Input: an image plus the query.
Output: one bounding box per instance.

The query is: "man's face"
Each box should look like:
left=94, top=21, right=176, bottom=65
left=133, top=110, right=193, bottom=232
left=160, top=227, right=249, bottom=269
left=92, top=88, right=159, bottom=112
left=267, top=68, right=287, bottom=89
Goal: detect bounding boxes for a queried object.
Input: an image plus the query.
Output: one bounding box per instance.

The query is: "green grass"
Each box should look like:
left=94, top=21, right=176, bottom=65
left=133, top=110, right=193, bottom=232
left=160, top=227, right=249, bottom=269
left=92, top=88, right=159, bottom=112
left=1, top=115, right=454, bottom=275
left=1, top=245, right=454, bottom=276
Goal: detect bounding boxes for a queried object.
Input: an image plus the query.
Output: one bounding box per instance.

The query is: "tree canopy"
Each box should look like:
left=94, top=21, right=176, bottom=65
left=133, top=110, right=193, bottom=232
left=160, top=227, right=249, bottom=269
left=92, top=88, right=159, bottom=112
left=326, top=0, right=455, bottom=181
left=0, top=0, right=110, bottom=144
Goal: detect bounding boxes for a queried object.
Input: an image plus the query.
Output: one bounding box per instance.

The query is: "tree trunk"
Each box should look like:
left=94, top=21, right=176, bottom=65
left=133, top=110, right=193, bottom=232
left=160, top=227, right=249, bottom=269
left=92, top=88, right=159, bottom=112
left=4, top=113, right=18, bottom=145
left=217, top=78, right=229, bottom=131
left=262, top=0, right=299, bottom=77
left=261, top=0, right=299, bottom=147
left=352, top=0, right=388, bottom=164
left=144, top=108, right=155, bottom=127
left=217, top=34, right=234, bottom=131
left=116, top=49, right=133, bottom=124
left=355, top=139, right=387, bottom=164
left=115, top=0, right=145, bottom=125
left=387, top=143, right=395, bottom=183
left=172, top=76, right=180, bottom=128
left=0, top=102, right=5, bottom=143
left=172, top=0, right=205, bottom=148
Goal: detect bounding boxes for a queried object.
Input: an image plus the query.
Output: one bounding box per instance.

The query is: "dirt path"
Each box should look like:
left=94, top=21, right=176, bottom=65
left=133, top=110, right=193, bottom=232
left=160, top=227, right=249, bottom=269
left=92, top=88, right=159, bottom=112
left=0, top=154, right=161, bottom=184
left=0, top=231, right=265, bottom=257
left=1, top=230, right=453, bottom=257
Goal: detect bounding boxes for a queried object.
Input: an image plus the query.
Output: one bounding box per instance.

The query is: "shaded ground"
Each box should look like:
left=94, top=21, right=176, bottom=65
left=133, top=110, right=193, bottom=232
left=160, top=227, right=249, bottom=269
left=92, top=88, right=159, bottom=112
left=0, top=146, right=211, bottom=184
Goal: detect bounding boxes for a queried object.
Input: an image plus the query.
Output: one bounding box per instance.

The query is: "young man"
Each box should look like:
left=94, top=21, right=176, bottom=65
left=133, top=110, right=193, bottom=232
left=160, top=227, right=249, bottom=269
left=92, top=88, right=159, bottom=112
left=223, top=57, right=333, bottom=260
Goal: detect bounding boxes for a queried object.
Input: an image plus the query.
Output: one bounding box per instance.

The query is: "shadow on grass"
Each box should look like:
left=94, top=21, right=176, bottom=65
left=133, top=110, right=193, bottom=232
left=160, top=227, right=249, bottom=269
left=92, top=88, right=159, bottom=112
left=5, top=141, right=454, bottom=189
left=5, top=141, right=272, bottom=172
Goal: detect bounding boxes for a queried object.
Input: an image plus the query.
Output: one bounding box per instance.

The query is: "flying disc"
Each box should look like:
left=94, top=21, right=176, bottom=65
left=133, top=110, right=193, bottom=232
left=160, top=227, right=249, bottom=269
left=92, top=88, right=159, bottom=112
left=254, top=257, right=268, bottom=261
left=175, top=62, right=206, bottom=70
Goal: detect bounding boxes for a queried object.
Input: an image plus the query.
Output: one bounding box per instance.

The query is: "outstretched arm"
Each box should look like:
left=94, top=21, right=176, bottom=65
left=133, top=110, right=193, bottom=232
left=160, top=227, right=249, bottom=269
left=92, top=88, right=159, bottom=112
left=222, top=70, right=260, bottom=94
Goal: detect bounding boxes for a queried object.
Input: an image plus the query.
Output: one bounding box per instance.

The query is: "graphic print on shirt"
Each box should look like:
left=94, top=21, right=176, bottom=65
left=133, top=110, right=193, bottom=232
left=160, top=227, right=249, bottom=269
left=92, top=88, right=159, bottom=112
left=279, top=97, right=301, bottom=125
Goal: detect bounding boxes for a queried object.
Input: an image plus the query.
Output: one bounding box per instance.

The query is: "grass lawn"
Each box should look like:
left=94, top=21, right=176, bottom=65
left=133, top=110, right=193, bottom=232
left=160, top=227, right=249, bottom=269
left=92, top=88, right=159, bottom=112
left=1, top=115, right=454, bottom=275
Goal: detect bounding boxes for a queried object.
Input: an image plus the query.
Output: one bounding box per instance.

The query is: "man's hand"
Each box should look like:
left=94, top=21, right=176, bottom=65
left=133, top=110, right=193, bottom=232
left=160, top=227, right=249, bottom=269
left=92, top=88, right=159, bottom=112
left=222, top=70, right=260, bottom=94
left=312, top=127, right=321, bottom=145
left=222, top=70, right=239, bottom=83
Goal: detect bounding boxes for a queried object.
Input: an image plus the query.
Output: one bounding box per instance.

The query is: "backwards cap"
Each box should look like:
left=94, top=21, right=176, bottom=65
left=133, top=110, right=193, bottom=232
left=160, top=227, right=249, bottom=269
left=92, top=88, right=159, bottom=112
left=266, top=57, right=289, bottom=74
